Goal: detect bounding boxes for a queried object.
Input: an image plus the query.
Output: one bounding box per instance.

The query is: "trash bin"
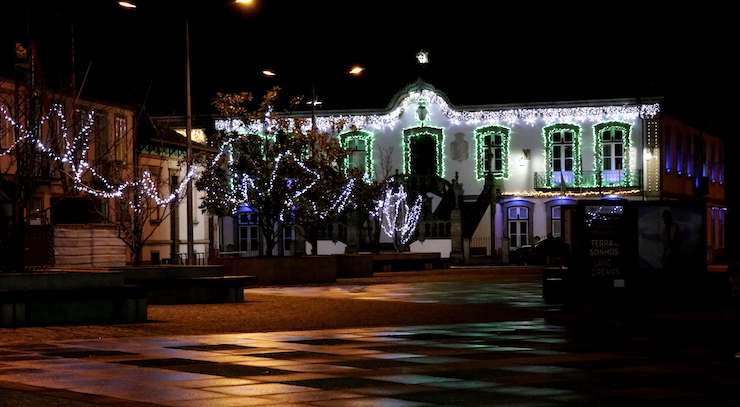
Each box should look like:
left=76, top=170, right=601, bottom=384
left=542, top=267, right=569, bottom=304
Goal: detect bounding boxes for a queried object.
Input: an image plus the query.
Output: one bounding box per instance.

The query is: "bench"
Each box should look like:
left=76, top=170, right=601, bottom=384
left=0, top=285, right=146, bottom=327
left=125, top=275, right=256, bottom=305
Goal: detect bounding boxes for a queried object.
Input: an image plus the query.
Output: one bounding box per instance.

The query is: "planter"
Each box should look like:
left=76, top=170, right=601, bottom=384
left=371, top=252, right=448, bottom=272
left=114, top=266, right=254, bottom=305
left=334, top=254, right=373, bottom=278
left=210, top=256, right=337, bottom=285
left=0, top=270, right=146, bottom=327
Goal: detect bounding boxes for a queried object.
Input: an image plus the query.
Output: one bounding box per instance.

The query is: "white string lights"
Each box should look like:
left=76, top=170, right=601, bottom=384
left=373, top=184, right=424, bottom=244
left=1, top=103, right=196, bottom=213
left=307, top=89, right=661, bottom=130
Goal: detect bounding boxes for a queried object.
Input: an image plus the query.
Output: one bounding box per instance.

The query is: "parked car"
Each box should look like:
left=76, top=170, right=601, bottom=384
left=510, top=236, right=564, bottom=265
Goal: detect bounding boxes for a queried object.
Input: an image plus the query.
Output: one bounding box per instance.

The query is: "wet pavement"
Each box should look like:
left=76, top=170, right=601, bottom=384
left=0, top=270, right=738, bottom=406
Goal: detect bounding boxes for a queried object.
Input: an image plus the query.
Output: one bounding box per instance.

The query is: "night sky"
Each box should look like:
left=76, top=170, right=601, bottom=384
left=0, top=1, right=733, bottom=124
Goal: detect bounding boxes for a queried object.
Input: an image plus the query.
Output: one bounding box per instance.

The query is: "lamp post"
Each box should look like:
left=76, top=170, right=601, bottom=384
left=119, top=0, right=254, bottom=265
left=185, top=16, right=194, bottom=265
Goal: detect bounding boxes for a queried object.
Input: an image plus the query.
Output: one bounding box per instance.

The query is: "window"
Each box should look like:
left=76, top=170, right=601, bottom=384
left=114, top=115, right=127, bottom=162
left=544, top=124, right=580, bottom=186
left=94, top=112, right=110, bottom=161
left=0, top=106, right=11, bottom=150
left=664, top=126, right=672, bottom=173
left=475, top=126, right=510, bottom=179
left=546, top=198, right=574, bottom=238
left=238, top=211, right=260, bottom=255
left=676, top=130, right=683, bottom=175
left=718, top=145, right=724, bottom=184
left=711, top=207, right=726, bottom=247
left=283, top=225, right=295, bottom=253
left=551, top=206, right=562, bottom=237
left=601, top=129, right=623, bottom=170
left=507, top=206, right=529, bottom=248
left=49, top=111, right=64, bottom=156
left=707, top=141, right=713, bottom=182
left=552, top=131, right=573, bottom=172
left=594, top=122, right=631, bottom=185
left=341, top=131, right=374, bottom=180
left=347, top=138, right=366, bottom=171
left=686, top=133, right=694, bottom=177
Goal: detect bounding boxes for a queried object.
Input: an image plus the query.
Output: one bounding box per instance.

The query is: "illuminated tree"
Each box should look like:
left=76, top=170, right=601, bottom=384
left=374, top=181, right=424, bottom=252
left=0, top=80, right=70, bottom=271
left=199, top=88, right=352, bottom=256
left=90, top=116, right=189, bottom=266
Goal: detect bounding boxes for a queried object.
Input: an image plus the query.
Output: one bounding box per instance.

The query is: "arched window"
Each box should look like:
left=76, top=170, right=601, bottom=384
left=508, top=206, right=529, bottom=248
left=546, top=198, right=575, bottom=237
left=502, top=200, right=534, bottom=249
left=237, top=207, right=260, bottom=255
left=594, top=122, right=632, bottom=186
left=544, top=124, right=581, bottom=187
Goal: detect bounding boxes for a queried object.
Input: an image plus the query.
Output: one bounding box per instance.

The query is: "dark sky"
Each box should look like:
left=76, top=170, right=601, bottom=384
left=1, top=1, right=733, bottom=124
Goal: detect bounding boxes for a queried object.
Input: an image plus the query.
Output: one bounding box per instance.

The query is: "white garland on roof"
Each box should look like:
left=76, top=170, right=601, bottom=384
left=314, top=90, right=661, bottom=130
left=214, top=89, right=661, bottom=133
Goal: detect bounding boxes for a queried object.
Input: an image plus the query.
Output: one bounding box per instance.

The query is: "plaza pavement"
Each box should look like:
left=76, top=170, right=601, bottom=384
left=0, top=267, right=738, bottom=406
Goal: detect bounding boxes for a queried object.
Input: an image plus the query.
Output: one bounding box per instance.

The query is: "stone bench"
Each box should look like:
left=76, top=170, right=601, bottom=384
left=0, top=271, right=146, bottom=327
left=125, top=274, right=255, bottom=305
left=371, top=252, right=449, bottom=272
left=118, top=266, right=255, bottom=305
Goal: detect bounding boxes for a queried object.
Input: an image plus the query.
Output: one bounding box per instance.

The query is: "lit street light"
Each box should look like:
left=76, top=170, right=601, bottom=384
left=263, top=66, right=365, bottom=131
left=119, top=0, right=255, bottom=265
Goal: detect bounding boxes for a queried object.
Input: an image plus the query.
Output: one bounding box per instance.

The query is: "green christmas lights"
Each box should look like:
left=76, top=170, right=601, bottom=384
left=402, top=126, right=445, bottom=178
left=475, top=126, right=511, bottom=180
left=593, top=122, right=632, bottom=187
left=543, top=124, right=582, bottom=188
left=340, top=130, right=374, bottom=182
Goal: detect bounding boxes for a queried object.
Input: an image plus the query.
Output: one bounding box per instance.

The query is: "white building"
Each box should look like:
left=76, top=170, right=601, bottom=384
left=215, top=79, right=725, bottom=263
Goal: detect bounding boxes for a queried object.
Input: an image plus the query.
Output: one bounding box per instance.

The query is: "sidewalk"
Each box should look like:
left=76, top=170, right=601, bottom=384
left=0, top=267, right=737, bottom=406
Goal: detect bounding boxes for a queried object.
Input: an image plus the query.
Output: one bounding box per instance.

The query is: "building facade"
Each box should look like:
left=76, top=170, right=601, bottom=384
left=214, top=80, right=725, bottom=263
left=136, top=119, right=214, bottom=265
left=1, top=77, right=212, bottom=267
left=1, top=77, right=134, bottom=267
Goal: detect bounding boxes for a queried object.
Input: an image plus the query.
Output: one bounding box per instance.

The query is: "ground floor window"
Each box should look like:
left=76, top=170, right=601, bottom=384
left=551, top=206, right=562, bottom=238
left=710, top=206, right=726, bottom=247
left=238, top=211, right=260, bottom=255
left=283, top=225, right=295, bottom=254
left=507, top=206, right=529, bottom=248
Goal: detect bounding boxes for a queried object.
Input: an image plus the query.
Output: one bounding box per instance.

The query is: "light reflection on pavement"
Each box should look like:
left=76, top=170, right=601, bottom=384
left=247, top=280, right=545, bottom=308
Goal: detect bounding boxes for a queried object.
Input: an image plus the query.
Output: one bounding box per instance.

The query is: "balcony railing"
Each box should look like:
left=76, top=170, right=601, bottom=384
left=534, top=170, right=641, bottom=190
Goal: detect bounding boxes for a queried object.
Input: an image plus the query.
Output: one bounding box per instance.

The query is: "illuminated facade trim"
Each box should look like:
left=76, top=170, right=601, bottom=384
left=475, top=126, right=510, bottom=180
left=340, top=130, right=374, bottom=181
left=402, top=126, right=445, bottom=177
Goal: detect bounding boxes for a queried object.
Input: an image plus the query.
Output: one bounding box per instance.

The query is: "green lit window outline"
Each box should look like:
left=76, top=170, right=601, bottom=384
left=594, top=122, right=632, bottom=186
left=340, top=130, right=374, bottom=181
left=475, top=126, right=510, bottom=180
left=543, top=124, right=582, bottom=187
left=402, top=126, right=444, bottom=178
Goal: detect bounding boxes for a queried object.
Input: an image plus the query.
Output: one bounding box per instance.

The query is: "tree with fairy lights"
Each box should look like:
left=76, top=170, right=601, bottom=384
left=80, top=115, right=191, bottom=266
left=1, top=73, right=192, bottom=269
left=373, top=179, right=425, bottom=252
left=0, top=79, right=79, bottom=271
left=200, top=88, right=352, bottom=256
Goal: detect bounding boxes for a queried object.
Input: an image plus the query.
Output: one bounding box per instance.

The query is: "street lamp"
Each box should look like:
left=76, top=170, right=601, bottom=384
left=119, top=0, right=254, bottom=265
left=262, top=66, right=365, bottom=131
